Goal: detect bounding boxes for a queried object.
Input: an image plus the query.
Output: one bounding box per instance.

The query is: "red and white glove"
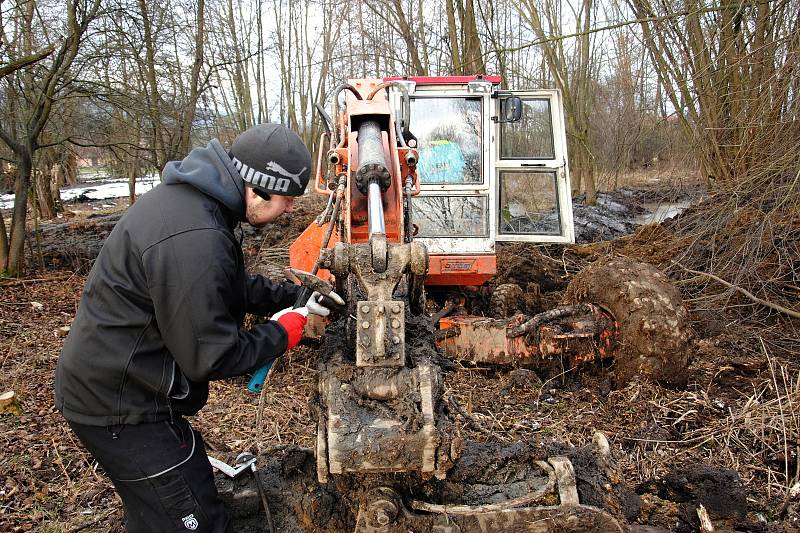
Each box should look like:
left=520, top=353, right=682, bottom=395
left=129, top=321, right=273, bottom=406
left=270, top=306, right=308, bottom=350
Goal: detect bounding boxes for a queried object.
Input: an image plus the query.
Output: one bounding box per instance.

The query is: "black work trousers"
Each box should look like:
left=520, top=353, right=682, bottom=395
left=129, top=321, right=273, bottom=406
left=67, top=417, right=232, bottom=532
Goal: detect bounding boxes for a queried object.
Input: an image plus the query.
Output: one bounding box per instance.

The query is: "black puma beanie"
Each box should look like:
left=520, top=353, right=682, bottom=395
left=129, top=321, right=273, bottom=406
left=229, top=124, right=312, bottom=197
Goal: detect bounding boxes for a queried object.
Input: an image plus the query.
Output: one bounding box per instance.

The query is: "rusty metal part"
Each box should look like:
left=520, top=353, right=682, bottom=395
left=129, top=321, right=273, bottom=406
left=353, top=460, right=625, bottom=532
left=324, top=240, right=428, bottom=366
left=356, top=300, right=405, bottom=367
left=285, top=268, right=335, bottom=297
left=436, top=304, right=617, bottom=367
left=370, top=232, right=388, bottom=273
left=361, top=488, right=401, bottom=530
left=318, top=361, right=454, bottom=478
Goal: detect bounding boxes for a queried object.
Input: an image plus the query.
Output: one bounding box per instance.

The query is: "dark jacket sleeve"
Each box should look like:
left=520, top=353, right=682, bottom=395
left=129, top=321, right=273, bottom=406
left=245, top=274, right=302, bottom=316
left=142, top=229, right=288, bottom=382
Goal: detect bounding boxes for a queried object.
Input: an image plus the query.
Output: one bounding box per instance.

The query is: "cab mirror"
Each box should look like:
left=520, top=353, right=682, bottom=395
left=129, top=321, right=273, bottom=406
left=499, top=97, right=523, bottom=123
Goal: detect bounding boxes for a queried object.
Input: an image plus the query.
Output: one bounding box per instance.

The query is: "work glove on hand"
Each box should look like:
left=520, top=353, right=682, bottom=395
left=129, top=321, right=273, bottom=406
left=270, top=306, right=308, bottom=350
left=304, top=290, right=346, bottom=317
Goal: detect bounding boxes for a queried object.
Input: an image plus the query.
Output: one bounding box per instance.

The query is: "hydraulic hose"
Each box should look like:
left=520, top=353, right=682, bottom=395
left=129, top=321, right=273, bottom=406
left=315, top=103, right=333, bottom=135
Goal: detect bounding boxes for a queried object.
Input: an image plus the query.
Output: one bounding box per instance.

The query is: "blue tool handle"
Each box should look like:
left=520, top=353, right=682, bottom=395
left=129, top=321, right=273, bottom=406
left=248, top=285, right=311, bottom=393
left=247, top=358, right=276, bottom=393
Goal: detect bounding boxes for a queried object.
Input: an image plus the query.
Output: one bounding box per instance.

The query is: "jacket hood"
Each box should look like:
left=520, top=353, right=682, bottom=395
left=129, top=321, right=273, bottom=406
left=161, top=139, right=245, bottom=219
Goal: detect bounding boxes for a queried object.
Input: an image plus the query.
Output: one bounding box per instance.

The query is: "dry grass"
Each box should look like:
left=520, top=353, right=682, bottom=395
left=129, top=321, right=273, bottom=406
left=595, top=161, right=702, bottom=192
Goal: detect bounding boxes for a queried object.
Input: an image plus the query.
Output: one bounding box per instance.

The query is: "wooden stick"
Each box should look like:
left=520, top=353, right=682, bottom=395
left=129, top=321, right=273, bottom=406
left=672, top=261, right=800, bottom=319
left=0, top=274, right=74, bottom=287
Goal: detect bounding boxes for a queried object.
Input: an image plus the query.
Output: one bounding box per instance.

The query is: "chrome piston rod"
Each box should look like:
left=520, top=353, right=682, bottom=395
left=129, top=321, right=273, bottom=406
left=367, top=181, right=385, bottom=236
left=356, top=120, right=391, bottom=238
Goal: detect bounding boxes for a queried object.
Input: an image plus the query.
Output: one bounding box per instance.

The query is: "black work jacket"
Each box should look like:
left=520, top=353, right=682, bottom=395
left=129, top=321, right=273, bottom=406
left=55, top=140, right=301, bottom=425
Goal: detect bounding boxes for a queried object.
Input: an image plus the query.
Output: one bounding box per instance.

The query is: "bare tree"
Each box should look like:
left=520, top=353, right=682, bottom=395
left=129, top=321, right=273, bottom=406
left=516, top=0, right=600, bottom=203
left=444, top=0, right=485, bottom=74
left=363, top=0, right=430, bottom=75
left=134, top=0, right=208, bottom=169
left=629, top=0, right=800, bottom=187
left=0, top=0, right=102, bottom=276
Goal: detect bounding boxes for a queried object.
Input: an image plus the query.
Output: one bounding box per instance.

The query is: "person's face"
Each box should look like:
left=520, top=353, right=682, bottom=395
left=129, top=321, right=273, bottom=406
left=244, top=186, right=295, bottom=227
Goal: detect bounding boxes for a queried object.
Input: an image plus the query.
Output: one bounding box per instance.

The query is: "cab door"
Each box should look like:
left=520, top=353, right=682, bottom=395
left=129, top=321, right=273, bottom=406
left=493, top=90, right=575, bottom=243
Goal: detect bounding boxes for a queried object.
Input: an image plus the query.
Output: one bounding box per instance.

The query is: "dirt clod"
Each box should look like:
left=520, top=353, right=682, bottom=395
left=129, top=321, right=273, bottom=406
left=636, top=464, right=748, bottom=532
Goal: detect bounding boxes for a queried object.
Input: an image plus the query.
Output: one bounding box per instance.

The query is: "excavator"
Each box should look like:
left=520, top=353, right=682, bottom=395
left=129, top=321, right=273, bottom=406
left=270, top=76, right=692, bottom=532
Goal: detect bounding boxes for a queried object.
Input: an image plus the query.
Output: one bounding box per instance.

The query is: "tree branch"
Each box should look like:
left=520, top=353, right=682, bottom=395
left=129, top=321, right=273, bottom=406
left=499, top=7, right=722, bottom=54
left=673, top=262, right=800, bottom=319
left=0, top=45, right=56, bottom=80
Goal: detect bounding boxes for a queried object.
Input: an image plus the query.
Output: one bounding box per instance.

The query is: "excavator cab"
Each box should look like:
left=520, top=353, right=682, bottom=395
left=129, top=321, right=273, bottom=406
left=385, top=76, right=575, bottom=287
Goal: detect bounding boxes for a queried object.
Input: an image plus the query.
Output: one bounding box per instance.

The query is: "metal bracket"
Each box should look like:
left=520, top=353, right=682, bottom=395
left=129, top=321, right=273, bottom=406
left=208, top=453, right=256, bottom=479
left=356, top=300, right=405, bottom=367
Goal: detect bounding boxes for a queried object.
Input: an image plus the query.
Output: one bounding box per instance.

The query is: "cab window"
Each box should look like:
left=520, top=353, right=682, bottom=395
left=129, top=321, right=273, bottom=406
left=500, top=98, right=555, bottom=159
left=412, top=195, right=489, bottom=237
left=410, top=97, right=483, bottom=184
left=498, top=171, right=560, bottom=235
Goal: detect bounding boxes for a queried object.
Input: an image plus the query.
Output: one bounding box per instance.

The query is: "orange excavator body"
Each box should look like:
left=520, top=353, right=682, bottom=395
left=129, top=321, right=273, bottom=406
left=289, top=77, right=499, bottom=287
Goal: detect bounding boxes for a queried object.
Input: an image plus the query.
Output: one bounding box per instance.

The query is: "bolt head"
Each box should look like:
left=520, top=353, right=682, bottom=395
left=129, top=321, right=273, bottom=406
left=361, top=305, right=371, bottom=313
left=361, top=321, right=371, bottom=329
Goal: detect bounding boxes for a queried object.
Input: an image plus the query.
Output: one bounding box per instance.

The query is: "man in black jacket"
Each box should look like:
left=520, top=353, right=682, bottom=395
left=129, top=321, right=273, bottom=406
left=55, top=124, right=339, bottom=532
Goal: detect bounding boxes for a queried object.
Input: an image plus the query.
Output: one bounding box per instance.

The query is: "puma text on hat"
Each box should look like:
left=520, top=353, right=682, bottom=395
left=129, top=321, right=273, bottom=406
left=229, top=123, right=312, bottom=197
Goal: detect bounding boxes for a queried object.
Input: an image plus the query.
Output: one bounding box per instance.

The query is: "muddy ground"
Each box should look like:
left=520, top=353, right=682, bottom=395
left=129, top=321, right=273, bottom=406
left=2, top=181, right=800, bottom=532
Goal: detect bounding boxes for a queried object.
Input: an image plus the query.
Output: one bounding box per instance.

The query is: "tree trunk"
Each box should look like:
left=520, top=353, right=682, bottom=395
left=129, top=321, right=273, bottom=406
left=0, top=204, right=9, bottom=273
left=64, top=152, right=78, bottom=185
left=460, top=0, right=485, bottom=74
left=35, top=169, right=57, bottom=220
left=445, top=0, right=462, bottom=74
left=127, top=157, right=137, bottom=206
left=178, top=0, right=205, bottom=154
left=8, top=151, right=31, bottom=276
left=390, top=0, right=427, bottom=75
left=137, top=0, right=166, bottom=170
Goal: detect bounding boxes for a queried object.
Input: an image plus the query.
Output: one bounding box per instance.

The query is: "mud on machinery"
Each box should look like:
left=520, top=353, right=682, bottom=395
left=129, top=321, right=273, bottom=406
left=273, top=76, right=692, bottom=532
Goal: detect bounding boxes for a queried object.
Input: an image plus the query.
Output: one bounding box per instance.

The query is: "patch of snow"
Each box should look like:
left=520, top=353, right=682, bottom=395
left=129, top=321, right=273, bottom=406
left=0, top=177, right=160, bottom=209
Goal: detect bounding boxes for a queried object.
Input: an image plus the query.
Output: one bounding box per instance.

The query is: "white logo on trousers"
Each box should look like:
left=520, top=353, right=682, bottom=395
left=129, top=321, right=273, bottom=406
left=182, top=514, right=199, bottom=530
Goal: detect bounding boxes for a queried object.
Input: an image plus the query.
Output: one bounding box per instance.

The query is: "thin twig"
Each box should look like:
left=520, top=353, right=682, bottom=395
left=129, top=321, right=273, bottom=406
left=0, top=274, right=74, bottom=287
left=672, top=262, right=800, bottom=319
